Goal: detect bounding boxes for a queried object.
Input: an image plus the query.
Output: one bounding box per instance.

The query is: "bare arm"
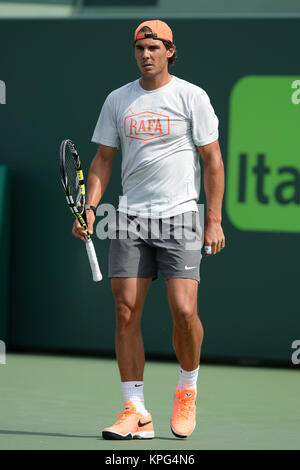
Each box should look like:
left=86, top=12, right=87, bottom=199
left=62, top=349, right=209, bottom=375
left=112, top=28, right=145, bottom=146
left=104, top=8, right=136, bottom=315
left=72, top=144, right=117, bottom=241
left=86, top=144, right=117, bottom=206
left=196, top=140, right=225, bottom=256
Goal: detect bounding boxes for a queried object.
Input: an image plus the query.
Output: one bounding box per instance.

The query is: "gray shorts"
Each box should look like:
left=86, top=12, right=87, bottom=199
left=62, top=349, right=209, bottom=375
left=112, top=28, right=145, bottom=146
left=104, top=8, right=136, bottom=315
left=108, top=211, right=203, bottom=282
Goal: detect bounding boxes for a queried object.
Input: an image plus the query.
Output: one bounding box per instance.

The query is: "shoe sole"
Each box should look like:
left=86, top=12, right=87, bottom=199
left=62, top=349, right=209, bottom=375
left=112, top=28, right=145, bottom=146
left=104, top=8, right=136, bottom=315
left=102, top=430, right=155, bottom=440
left=170, top=420, right=196, bottom=439
left=170, top=425, right=188, bottom=438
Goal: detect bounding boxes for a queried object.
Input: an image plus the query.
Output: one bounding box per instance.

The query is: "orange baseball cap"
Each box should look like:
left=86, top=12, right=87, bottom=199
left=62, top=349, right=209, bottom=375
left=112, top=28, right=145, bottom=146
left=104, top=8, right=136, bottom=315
left=134, top=20, right=174, bottom=44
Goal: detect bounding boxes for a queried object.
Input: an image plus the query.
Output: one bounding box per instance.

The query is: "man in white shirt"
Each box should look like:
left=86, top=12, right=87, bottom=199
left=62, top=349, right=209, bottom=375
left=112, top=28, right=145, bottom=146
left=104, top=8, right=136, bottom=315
left=73, top=19, right=225, bottom=440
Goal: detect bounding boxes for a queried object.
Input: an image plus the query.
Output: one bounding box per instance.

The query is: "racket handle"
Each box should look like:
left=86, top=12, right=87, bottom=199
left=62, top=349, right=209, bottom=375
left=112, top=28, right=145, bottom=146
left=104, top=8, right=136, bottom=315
left=85, top=238, right=102, bottom=282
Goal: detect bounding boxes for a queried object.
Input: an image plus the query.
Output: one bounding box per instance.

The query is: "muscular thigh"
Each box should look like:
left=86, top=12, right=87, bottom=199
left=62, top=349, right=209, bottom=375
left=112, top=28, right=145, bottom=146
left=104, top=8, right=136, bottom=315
left=166, top=278, right=198, bottom=322
left=111, top=277, right=152, bottom=323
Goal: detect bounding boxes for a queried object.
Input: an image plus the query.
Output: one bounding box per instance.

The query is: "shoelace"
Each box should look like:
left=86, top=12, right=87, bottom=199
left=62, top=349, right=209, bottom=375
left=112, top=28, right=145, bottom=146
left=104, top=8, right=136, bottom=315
left=178, top=394, right=194, bottom=419
left=115, top=408, right=133, bottom=423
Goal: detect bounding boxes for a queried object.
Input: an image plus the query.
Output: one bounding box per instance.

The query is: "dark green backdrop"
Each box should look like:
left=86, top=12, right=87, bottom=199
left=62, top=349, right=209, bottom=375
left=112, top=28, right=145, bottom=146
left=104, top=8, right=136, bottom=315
left=0, top=18, right=299, bottom=364
left=0, top=166, right=11, bottom=344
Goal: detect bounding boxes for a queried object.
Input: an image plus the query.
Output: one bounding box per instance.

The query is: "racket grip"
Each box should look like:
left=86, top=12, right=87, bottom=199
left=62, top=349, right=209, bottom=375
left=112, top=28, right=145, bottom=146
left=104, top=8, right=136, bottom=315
left=85, top=238, right=102, bottom=282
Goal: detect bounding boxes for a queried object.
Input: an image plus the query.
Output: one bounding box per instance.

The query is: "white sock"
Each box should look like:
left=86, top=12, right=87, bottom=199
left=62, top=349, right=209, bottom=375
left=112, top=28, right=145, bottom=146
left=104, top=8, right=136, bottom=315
left=121, top=381, right=148, bottom=416
left=178, top=366, right=199, bottom=390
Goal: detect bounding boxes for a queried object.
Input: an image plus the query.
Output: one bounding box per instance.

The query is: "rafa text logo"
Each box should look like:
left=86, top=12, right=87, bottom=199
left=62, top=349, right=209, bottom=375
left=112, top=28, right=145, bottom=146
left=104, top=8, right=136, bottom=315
left=124, top=111, right=170, bottom=141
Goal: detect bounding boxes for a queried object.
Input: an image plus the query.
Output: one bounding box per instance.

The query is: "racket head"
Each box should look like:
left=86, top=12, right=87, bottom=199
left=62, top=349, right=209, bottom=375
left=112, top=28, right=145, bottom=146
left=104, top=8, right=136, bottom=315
left=59, top=139, right=89, bottom=237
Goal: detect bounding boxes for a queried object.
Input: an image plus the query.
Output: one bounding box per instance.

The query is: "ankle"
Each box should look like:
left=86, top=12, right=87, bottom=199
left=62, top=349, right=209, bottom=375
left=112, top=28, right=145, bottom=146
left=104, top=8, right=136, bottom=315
left=177, top=366, right=199, bottom=390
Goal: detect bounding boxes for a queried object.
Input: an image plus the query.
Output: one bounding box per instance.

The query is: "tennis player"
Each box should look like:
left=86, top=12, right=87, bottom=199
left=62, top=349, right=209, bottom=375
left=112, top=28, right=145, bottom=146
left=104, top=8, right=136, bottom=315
left=72, top=19, right=225, bottom=439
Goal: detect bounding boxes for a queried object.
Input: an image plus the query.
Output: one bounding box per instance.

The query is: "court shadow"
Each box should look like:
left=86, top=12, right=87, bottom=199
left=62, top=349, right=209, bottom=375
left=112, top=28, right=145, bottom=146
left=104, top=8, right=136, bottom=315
left=155, top=436, right=179, bottom=441
left=96, top=436, right=178, bottom=441
left=0, top=430, right=178, bottom=441
left=0, top=429, right=98, bottom=439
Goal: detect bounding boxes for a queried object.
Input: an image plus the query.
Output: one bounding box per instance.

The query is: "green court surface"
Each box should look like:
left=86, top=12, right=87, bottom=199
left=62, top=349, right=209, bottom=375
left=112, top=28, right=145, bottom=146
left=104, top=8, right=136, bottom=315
left=0, top=353, right=299, bottom=450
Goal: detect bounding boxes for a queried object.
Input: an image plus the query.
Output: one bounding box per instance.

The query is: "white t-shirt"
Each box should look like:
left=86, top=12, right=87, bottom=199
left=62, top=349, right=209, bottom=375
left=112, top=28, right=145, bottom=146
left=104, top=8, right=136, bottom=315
left=92, top=75, right=219, bottom=218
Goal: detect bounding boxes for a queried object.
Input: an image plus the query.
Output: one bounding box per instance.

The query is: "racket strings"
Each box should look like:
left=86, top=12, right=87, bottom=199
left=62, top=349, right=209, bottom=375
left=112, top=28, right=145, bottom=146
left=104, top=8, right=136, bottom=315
left=65, top=147, right=84, bottom=213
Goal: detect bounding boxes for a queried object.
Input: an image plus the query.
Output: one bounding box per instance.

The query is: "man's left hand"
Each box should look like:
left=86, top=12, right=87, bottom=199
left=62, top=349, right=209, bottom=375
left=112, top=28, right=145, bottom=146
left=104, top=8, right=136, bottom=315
left=203, top=220, right=225, bottom=256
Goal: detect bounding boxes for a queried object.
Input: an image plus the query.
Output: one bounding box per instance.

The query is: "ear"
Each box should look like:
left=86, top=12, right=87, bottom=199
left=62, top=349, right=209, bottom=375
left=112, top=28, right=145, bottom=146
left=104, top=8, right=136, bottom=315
left=167, top=46, right=175, bottom=58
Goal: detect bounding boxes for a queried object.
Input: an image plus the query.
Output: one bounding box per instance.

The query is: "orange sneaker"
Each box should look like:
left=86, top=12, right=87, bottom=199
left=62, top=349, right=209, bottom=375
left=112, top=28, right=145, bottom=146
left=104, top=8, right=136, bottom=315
left=171, top=385, right=197, bottom=438
left=102, top=401, right=155, bottom=440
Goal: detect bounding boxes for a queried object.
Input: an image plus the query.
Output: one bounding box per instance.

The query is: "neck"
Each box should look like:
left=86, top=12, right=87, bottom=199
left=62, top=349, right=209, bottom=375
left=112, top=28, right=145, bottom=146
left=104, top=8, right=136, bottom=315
left=139, top=70, right=172, bottom=91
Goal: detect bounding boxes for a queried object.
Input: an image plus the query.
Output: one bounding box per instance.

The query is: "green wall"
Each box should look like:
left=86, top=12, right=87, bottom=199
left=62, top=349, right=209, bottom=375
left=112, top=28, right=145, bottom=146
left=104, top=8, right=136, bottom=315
left=0, top=18, right=299, bottom=364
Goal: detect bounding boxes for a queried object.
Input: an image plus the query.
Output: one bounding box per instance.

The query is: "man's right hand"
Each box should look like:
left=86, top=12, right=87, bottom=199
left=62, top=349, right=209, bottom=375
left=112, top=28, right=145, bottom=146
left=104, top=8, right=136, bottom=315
left=72, top=210, right=95, bottom=242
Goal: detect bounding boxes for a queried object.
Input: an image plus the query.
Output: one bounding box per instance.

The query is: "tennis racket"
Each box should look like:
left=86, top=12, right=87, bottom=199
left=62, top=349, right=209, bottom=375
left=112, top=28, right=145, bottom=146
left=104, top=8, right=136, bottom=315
left=59, top=139, right=102, bottom=282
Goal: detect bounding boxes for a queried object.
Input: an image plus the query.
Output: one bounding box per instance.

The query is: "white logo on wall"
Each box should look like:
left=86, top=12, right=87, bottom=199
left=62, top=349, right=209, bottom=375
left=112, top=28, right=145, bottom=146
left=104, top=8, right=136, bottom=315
left=0, top=340, right=6, bottom=365
left=0, top=80, right=6, bottom=104
left=291, top=340, right=300, bottom=365
left=291, top=80, right=300, bottom=105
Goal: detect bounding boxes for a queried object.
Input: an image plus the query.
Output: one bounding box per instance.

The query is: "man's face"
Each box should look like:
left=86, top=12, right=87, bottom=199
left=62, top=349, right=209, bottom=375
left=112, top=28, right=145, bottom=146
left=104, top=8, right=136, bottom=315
left=134, top=38, right=173, bottom=77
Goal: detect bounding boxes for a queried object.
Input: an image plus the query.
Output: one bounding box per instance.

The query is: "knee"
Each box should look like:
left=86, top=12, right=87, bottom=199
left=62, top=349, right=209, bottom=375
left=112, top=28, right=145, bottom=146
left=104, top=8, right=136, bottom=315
left=115, top=301, right=139, bottom=332
left=173, top=305, right=199, bottom=330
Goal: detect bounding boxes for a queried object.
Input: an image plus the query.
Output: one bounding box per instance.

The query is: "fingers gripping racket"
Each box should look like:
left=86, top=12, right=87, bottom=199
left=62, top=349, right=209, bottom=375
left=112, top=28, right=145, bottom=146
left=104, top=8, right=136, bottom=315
left=60, top=139, right=102, bottom=282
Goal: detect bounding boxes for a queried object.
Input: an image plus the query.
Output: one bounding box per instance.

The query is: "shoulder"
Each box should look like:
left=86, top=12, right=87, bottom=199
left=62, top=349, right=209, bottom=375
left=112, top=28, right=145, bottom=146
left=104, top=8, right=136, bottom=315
left=106, top=80, right=138, bottom=102
left=172, top=76, right=210, bottom=101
